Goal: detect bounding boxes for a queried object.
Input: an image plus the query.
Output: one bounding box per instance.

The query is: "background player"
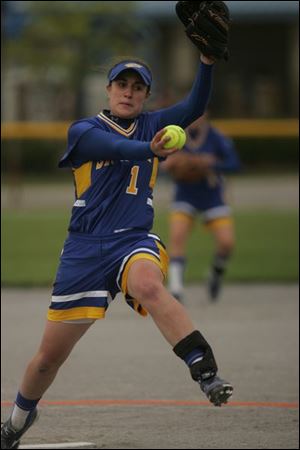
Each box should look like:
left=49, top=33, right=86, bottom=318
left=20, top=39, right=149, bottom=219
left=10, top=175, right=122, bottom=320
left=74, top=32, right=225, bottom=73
left=162, top=114, right=241, bottom=302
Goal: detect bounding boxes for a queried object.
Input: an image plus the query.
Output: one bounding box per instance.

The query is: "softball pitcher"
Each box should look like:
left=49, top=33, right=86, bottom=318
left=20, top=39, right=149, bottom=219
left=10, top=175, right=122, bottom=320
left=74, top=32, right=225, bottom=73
left=2, top=2, right=233, bottom=447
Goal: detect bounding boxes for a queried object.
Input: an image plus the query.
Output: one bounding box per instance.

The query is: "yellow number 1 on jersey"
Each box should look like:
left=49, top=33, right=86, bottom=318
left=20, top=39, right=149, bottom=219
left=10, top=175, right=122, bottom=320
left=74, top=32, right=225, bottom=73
left=126, top=165, right=139, bottom=195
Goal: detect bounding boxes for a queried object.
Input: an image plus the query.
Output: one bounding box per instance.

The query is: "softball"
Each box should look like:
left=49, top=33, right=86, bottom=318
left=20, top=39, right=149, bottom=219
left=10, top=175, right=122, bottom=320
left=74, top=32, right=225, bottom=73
left=163, top=125, right=186, bottom=150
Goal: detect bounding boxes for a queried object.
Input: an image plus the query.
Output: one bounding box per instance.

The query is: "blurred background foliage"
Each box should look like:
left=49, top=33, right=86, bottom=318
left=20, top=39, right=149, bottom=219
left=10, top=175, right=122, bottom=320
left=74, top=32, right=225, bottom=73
left=3, top=1, right=144, bottom=117
left=2, top=1, right=299, bottom=120
left=2, top=1, right=299, bottom=175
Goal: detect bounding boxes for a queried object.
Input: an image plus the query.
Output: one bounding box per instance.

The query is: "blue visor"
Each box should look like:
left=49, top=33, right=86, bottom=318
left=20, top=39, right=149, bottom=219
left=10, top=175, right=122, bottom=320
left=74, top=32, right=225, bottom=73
left=108, top=61, right=152, bottom=87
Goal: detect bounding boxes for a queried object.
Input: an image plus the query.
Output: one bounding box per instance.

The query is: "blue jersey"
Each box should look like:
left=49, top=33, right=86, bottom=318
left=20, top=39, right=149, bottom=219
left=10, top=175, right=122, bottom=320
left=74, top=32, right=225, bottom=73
left=61, top=113, right=160, bottom=236
left=173, top=125, right=240, bottom=212
left=58, top=62, right=214, bottom=237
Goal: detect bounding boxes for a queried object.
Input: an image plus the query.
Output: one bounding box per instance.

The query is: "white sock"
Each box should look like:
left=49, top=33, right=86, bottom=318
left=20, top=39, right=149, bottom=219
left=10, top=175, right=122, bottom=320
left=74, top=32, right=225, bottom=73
left=169, top=259, right=185, bottom=297
left=11, top=404, right=31, bottom=430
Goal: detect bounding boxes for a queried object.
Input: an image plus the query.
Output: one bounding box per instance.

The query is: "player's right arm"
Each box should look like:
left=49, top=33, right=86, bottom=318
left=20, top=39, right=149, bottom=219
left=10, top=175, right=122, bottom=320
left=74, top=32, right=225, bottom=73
left=58, top=122, right=177, bottom=168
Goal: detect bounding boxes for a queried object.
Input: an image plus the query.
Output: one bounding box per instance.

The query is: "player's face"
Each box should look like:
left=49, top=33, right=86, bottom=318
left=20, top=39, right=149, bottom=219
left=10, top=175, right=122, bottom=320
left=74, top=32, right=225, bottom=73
left=107, top=72, right=149, bottom=119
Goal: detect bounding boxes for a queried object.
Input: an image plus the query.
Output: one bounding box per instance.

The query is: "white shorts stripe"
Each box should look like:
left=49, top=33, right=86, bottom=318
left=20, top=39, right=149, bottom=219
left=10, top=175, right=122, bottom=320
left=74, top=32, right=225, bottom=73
left=202, top=205, right=231, bottom=222
left=147, top=233, right=160, bottom=241
left=51, top=290, right=108, bottom=303
left=171, top=201, right=197, bottom=216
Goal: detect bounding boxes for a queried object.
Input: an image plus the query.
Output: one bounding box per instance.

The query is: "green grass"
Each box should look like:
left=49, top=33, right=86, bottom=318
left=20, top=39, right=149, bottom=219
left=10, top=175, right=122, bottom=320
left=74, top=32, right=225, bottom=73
left=153, top=210, right=299, bottom=283
left=1, top=209, right=298, bottom=286
left=2, top=211, right=70, bottom=287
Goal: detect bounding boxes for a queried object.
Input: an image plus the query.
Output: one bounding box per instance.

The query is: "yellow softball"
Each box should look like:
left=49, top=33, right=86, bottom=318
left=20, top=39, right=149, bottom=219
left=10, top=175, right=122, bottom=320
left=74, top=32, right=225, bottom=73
left=163, top=125, right=186, bottom=150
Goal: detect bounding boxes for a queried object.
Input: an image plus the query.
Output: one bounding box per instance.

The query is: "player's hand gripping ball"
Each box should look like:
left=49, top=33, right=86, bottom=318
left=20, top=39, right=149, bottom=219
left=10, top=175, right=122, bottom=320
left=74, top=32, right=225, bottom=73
left=163, top=125, right=186, bottom=149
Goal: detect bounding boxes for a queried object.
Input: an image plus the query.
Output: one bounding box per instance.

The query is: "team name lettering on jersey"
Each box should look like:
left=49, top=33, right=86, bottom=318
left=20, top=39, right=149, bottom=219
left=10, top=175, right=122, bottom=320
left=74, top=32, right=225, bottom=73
left=96, top=160, right=115, bottom=170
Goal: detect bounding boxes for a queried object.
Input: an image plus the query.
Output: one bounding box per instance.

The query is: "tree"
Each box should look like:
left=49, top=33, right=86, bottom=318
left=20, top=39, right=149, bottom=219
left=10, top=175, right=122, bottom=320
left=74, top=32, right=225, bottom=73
left=3, top=1, right=141, bottom=117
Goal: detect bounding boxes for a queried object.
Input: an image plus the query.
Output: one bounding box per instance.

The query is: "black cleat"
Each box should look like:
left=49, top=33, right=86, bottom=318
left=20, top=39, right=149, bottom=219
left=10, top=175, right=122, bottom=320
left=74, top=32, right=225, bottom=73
left=208, top=270, right=223, bottom=301
left=1, top=409, right=39, bottom=449
left=199, top=375, right=233, bottom=406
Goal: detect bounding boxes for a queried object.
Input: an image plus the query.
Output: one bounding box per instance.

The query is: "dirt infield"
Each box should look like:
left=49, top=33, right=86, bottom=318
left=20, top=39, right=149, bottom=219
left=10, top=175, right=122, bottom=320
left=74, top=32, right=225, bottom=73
left=1, top=284, right=299, bottom=449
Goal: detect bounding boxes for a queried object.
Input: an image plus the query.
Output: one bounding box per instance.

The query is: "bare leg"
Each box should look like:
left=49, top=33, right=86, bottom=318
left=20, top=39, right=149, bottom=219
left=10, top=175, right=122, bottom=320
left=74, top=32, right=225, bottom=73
left=20, top=320, right=94, bottom=399
left=0, top=320, right=95, bottom=445
left=169, top=214, right=194, bottom=258
left=127, top=259, right=195, bottom=346
left=211, top=222, right=235, bottom=257
left=125, top=259, right=233, bottom=405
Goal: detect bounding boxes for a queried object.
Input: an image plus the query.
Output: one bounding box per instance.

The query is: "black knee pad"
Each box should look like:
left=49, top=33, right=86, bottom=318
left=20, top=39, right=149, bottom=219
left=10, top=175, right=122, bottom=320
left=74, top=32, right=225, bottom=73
left=173, top=330, right=218, bottom=380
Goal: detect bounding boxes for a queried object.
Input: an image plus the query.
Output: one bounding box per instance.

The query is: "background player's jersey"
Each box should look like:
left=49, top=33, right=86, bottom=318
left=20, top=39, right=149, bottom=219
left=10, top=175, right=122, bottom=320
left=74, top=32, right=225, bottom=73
left=59, top=112, right=165, bottom=237
left=174, top=125, right=240, bottom=204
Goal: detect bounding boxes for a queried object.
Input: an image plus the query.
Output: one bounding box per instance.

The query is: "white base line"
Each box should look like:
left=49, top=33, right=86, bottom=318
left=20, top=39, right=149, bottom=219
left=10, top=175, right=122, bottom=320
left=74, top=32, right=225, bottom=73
left=19, top=443, right=96, bottom=449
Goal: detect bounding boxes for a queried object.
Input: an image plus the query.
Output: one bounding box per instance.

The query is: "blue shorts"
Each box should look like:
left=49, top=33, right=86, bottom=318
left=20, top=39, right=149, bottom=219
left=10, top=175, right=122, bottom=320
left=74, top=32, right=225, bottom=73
left=172, top=184, right=231, bottom=224
left=171, top=201, right=231, bottom=224
left=48, top=230, right=169, bottom=322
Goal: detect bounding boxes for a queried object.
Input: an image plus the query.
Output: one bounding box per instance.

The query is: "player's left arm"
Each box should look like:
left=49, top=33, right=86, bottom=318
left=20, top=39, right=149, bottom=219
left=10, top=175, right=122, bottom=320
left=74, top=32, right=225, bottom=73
left=149, top=60, right=214, bottom=130
left=148, top=0, right=231, bottom=132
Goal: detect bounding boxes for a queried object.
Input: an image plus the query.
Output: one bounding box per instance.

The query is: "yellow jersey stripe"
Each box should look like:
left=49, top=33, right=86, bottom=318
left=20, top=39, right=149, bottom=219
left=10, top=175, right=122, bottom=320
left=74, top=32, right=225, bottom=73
left=73, top=162, right=93, bottom=198
left=149, top=157, right=159, bottom=189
